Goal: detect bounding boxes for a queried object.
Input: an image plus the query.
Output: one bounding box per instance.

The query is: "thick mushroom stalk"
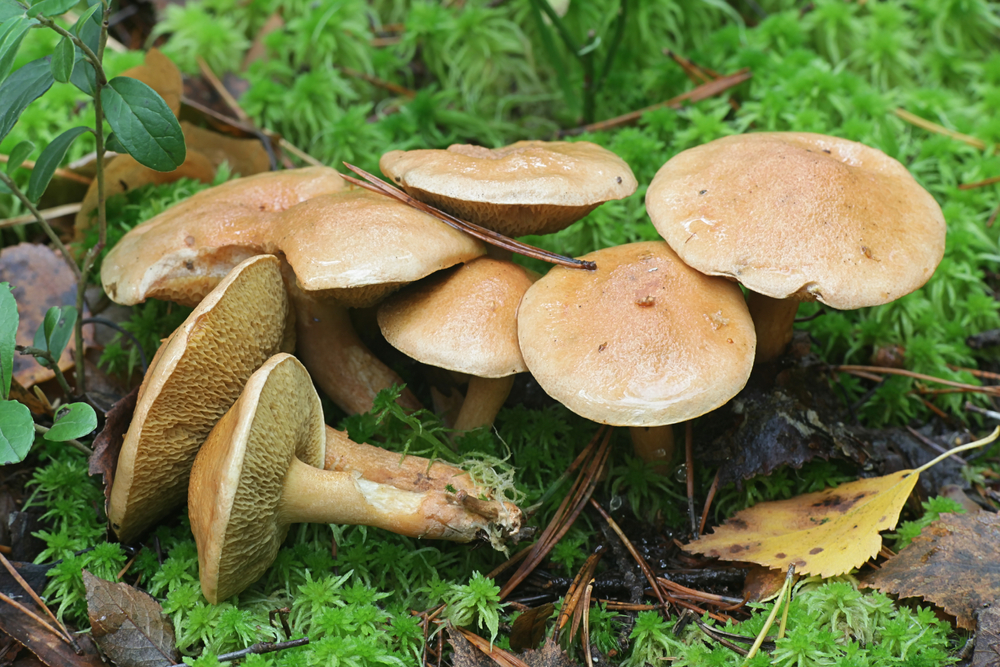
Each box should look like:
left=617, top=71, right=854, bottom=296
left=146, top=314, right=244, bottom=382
left=745, top=292, right=802, bottom=364
left=190, top=354, right=522, bottom=604
left=323, top=427, right=484, bottom=495
left=289, top=286, right=420, bottom=414
left=452, top=375, right=516, bottom=432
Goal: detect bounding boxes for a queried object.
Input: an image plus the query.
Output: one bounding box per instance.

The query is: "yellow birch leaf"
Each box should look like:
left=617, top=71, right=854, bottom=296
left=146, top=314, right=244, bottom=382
left=684, top=427, right=1000, bottom=578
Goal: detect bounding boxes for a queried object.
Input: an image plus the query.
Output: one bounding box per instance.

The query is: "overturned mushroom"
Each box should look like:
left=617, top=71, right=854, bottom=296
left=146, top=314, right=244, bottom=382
left=109, top=255, right=292, bottom=543
left=646, top=132, right=946, bottom=363
left=190, top=353, right=523, bottom=603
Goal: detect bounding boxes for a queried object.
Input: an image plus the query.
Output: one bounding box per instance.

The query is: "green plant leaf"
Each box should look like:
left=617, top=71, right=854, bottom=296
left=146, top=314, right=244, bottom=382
left=0, top=15, right=32, bottom=82
left=27, top=126, right=89, bottom=202
left=104, top=132, right=126, bottom=154
left=69, top=52, right=95, bottom=97
left=0, top=0, right=26, bottom=22
left=72, top=1, right=100, bottom=34
left=51, top=34, right=73, bottom=83
left=100, top=77, right=185, bottom=172
left=0, top=400, right=34, bottom=464
left=27, top=0, right=79, bottom=19
left=32, top=305, right=76, bottom=368
left=0, top=282, right=16, bottom=401
left=45, top=402, right=97, bottom=441
left=0, top=58, right=54, bottom=144
left=6, top=139, right=33, bottom=175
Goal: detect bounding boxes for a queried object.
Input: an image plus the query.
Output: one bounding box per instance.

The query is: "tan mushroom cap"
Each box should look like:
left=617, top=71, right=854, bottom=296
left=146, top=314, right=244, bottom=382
left=645, top=132, right=946, bottom=309
left=517, top=241, right=756, bottom=426
left=102, top=166, right=346, bottom=307
left=275, top=188, right=485, bottom=307
left=109, top=255, right=292, bottom=543
left=377, top=258, right=535, bottom=378
left=379, top=141, right=638, bottom=237
left=190, top=353, right=523, bottom=603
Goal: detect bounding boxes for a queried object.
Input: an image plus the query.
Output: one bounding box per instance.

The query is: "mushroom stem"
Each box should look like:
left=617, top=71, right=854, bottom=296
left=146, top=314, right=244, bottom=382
left=279, top=458, right=499, bottom=541
left=746, top=292, right=800, bottom=364
left=290, top=289, right=422, bottom=414
left=630, top=425, right=674, bottom=474
left=453, top=375, right=515, bottom=432
left=323, top=426, right=482, bottom=495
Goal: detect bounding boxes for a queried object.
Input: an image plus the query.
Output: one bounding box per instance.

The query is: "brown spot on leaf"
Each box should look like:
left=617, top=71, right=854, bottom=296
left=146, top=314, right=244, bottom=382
left=775, top=553, right=786, bottom=559
left=809, top=547, right=824, bottom=555
left=729, top=544, right=745, bottom=554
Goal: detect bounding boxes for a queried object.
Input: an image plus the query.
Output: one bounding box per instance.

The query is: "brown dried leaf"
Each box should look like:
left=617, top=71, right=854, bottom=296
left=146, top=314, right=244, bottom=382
left=89, top=385, right=139, bottom=506
left=0, top=244, right=94, bottom=389
left=84, top=571, right=179, bottom=667
left=0, top=596, right=104, bottom=667
left=509, top=603, right=553, bottom=652
left=120, top=49, right=182, bottom=117
left=181, top=122, right=269, bottom=177
left=74, top=152, right=216, bottom=235
left=742, top=565, right=785, bottom=603
left=860, top=512, right=1000, bottom=630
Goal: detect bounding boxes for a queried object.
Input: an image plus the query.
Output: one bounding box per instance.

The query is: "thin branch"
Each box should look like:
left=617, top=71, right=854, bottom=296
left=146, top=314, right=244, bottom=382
left=558, top=68, right=752, bottom=137
left=832, top=364, right=1000, bottom=397
left=0, top=155, right=92, bottom=185
left=893, top=108, right=986, bottom=151
left=215, top=638, right=310, bottom=663
left=16, top=345, right=74, bottom=398
left=341, top=163, right=596, bottom=271
left=0, top=552, right=79, bottom=651
left=33, top=424, right=93, bottom=456
left=957, top=175, right=1000, bottom=190
left=0, top=203, right=83, bottom=229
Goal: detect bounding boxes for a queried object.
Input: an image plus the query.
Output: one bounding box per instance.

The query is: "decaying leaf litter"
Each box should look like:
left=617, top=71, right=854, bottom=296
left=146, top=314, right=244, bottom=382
left=2, top=1, right=1000, bottom=666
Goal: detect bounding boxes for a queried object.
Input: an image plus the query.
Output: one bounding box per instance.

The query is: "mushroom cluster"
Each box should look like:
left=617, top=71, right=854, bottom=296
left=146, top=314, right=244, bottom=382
left=102, top=131, right=946, bottom=601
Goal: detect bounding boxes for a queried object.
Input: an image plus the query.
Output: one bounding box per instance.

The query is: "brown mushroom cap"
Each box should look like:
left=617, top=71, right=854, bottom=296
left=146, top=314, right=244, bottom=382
left=377, top=258, right=534, bottom=378
left=190, top=353, right=523, bottom=603
left=101, top=166, right=346, bottom=307
left=275, top=189, right=485, bottom=307
left=109, top=255, right=292, bottom=543
left=645, top=132, right=946, bottom=309
left=517, top=241, right=755, bottom=426
left=379, top=141, right=638, bottom=237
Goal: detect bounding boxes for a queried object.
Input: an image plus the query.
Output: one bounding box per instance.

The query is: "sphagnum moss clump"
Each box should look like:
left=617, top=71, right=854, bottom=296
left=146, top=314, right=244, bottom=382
left=10, top=0, right=999, bottom=664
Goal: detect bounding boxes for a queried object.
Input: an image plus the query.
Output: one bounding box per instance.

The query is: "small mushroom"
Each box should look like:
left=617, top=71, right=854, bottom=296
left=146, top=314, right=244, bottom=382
left=377, top=257, right=537, bottom=432
left=379, top=141, right=638, bottom=239
left=109, top=255, right=293, bottom=543
left=517, top=242, right=756, bottom=466
left=646, top=132, right=946, bottom=363
left=189, top=353, right=523, bottom=603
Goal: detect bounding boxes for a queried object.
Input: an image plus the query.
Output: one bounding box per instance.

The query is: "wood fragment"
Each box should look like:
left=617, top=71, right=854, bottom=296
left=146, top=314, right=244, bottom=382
left=833, top=365, right=1000, bottom=397
left=0, top=553, right=76, bottom=650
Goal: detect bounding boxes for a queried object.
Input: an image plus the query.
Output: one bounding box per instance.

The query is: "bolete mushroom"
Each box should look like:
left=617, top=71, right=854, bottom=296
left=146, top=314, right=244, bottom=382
left=109, top=254, right=293, bottom=543
left=273, top=188, right=484, bottom=414
left=189, top=353, right=523, bottom=603
left=377, top=257, right=537, bottom=431
left=102, top=166, right=346, bottom=307
left=517, top=241, right=756, bottom=466
left=645, top=132, right=946, bottom=363
left=379, top=141, right=638, bottom=239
